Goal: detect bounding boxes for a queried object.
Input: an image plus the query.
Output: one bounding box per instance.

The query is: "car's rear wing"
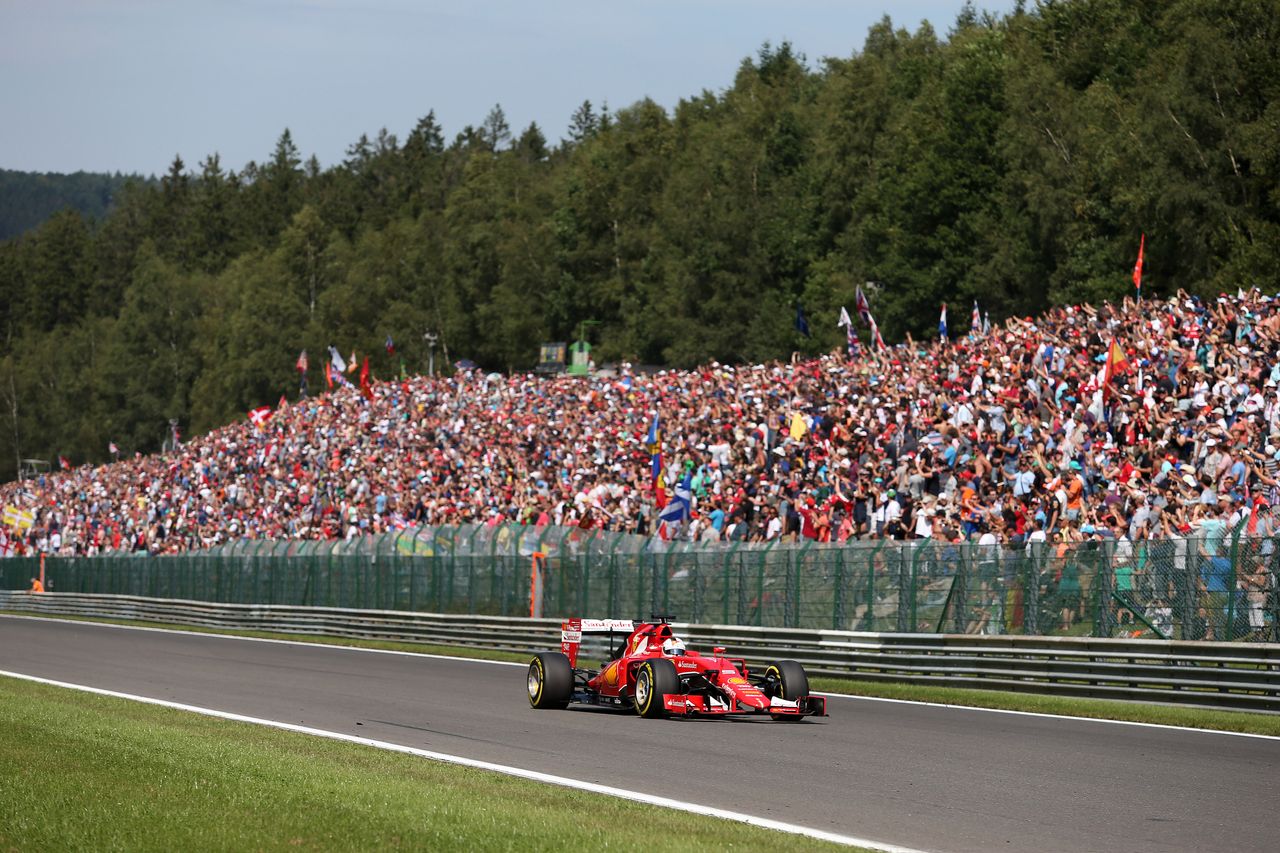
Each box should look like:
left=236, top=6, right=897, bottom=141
left=560, top=618, right=634, bottom=667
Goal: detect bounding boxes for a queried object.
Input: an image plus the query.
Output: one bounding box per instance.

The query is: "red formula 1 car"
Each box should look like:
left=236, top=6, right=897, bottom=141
left=526, top=616, right=826, bottom=720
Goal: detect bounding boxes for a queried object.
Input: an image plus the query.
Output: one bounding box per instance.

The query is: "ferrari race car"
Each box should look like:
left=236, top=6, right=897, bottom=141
left=526, top=616, right=826, bottom=720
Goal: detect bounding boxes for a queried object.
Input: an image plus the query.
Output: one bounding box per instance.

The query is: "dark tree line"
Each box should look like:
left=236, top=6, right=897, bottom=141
left=0, top=169, right=149, bottom=242
left=1, top=0, right=1278, bottom=480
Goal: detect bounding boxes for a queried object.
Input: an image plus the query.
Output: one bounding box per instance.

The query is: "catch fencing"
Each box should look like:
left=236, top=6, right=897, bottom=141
left=4, top=591, right=1279, bottom=712
left=3, top=524, right=1279, bottom=642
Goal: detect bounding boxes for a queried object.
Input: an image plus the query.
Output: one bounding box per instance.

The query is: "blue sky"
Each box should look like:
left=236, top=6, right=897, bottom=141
left=1, top=1, right=1016, bottom=176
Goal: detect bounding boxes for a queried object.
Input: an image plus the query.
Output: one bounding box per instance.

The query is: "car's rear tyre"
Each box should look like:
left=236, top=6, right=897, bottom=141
left=633, top=658, right=679, bottom=718
left=528, top=652, right=572, bottom=709
left=765, top=659, right=809, bottom=721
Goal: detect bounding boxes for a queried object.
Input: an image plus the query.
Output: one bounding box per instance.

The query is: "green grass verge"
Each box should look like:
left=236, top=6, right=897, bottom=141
left=6, top=608, right=1279, bottom=736
left=0, top=677, right=858, bottom=852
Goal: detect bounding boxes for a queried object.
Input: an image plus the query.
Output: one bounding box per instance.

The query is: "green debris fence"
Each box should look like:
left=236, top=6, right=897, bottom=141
left=4, top=525, right=1278, bottom=641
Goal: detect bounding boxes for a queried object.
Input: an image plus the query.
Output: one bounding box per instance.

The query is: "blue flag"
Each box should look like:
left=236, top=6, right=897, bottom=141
left=645, top=411, right=662, bottom=485
left=795, top=303, right=811, bottom=338
left=658, top=472, right=692, bottom=526
left=938, top=303, right=948, bottom=341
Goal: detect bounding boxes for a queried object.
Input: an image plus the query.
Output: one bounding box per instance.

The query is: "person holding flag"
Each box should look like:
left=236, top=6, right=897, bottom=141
left=1102, top=339, right=1129, bottom=402
left=359, top=357, right=374, bottom=401
left=657, top=470, right=693, bottom=538
left=645, top=411, right=662, bottom=484
left=837, top=306, right=857, bottom=358
left=855, top=285, right=872, bottom=326
left=1133, top=233, right=1145, bottom=299
left=328, top=346, right=346, bottom=374
left=869, top=316, right=887, bottom=351
left=794, top=302, right=811, bottom=338
left=248, top=406, right=273, bottom=428
left=296, top=349, right=309, bottom=397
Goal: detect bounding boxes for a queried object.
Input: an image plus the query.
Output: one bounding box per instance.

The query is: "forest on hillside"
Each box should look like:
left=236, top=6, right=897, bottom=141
left=0, top=170, right=147, bottom=242
left=0, top=0, right=1277, bottom=481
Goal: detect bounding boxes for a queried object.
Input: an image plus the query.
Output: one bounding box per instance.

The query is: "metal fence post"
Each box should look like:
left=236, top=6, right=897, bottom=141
left=833, top=547, right=846, bottom=631
left=862, top=538, right=887, bottom=632
left=908, top=540, right=931, bottom=633
left=1226, top=523, right=1242, bottom=640
left=1095, top=540, right=1115, bottom=639
left=791, top=540, right=812, bottom=629
left=721, top=537, right=742, bottom=625
left=1025, top=542, right=1041, bottom=636
left=756, top=542, right=769, bottom=627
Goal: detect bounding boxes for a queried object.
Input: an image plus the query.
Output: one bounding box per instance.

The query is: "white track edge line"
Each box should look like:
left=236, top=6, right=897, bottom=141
left=8, top=613, right=1274, bottom=741
left=0, top=612, right=525, bottom=667
left=0, top=669, right=924, bottom=853
left=813, top=691, right=1280, bottom=741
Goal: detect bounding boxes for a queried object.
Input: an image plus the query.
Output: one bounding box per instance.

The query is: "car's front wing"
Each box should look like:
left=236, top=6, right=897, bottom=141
left=661, top=693, right=826, bottom=717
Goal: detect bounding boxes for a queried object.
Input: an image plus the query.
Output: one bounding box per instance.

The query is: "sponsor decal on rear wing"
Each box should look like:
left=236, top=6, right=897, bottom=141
left=578, top=619, right=635, bottom=633
left=560, top=618, right=634, bottom=666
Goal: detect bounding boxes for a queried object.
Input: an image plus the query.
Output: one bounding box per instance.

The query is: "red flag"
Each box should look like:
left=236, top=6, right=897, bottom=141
left=248, top=406, right=273, bottom=428
left=324, top=362, right=333, bottom=390
left=58, top=455, right=70, bottom=470
left=277, top=394, right=288, bottom=410
left=359, top=357, right=373, bottom=401
left=296, top=350, right=308, bottom=373
left=1132, top=233, right=1145, bottom=293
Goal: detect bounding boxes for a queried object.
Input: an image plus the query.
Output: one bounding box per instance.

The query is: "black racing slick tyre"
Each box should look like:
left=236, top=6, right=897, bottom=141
left=765, top=659, right=809, bottom=721
left=633, top=658, right=679, bottom=719
left=528, top=652, right=572, bottom=709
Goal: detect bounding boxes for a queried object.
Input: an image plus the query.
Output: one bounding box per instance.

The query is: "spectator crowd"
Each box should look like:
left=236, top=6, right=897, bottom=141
left=5, top=289, right=1280, bottom=562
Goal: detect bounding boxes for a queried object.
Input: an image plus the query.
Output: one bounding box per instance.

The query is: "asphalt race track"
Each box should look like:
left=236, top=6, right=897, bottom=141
left=3, top=615, right=1278, bottom=853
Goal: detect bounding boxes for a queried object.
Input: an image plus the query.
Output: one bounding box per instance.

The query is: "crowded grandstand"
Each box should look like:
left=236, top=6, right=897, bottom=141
left=2, top=288, right=1278, bottom=561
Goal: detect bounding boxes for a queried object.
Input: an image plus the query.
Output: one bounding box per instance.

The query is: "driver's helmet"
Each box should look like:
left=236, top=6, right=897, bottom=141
left=661, top=636, right=686, bottom=656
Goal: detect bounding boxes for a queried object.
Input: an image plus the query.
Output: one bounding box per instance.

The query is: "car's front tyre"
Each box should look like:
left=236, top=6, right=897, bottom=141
left=633, top=658, right=679, bottom=718
left=765, top=659, right=809, bottom=721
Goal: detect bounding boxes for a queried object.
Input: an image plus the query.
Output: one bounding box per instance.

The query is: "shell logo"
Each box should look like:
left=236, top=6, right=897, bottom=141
left=603, top=661, right=620, bottom=686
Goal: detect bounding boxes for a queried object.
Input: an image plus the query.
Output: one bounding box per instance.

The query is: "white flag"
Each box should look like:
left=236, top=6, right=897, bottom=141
left=838, top=306, right=852, bottom=328
left=328, top=346, right=347, bottom=374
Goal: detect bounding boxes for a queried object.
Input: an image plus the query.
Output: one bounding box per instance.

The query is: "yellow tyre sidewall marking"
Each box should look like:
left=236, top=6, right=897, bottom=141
left=766, top=665, right=784, bottom=699
left=638, top=663, right=652, bottom=714
left=529, top=657, right=544, bottom=706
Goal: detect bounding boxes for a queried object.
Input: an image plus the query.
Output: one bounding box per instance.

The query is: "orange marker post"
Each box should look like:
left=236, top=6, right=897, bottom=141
left=530, top=552, right=547, bottom=618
